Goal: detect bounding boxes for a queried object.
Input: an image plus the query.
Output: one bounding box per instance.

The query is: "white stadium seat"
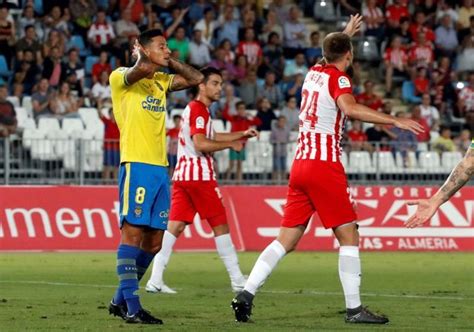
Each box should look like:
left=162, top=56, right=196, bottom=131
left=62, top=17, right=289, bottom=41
left=78, top=107, right=100, bottom=127
left=7, top=96, right=20, bottom=107
left=348, top=151, right=375, bottom=173
left=418, top=151, right=442, bottom=173
left=441, top=151, right=463, bottom=172
left=340, top=151, right=348, bottom=170
left=38, top=117, right=61, bottom=132
left=213, top=119, right=225, bottom=133
left=21, top=96, right=33, bottom=116
left=62, top=118, right=84, bottom=136
left=375, top=151, right=400, bottom=173
left=259, top=131, right=271, bottom=143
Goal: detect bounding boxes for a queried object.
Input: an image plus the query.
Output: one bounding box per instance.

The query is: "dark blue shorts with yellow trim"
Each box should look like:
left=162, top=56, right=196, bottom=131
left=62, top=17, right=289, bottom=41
left=118, top=162, right=170, bottom=230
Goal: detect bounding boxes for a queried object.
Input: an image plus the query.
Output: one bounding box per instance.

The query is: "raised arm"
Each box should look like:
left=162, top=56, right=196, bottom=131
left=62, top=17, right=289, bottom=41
left=193, top=133, right=242, bottom=153
left=406, top=146, right=474, bottom=228
left=168, top=58, right=204, bottom=91
left=342, top=14, right=363, bottom=37
left=125, top=41, right=159, bottom=86
left=337, top=94, right=423, bottom=135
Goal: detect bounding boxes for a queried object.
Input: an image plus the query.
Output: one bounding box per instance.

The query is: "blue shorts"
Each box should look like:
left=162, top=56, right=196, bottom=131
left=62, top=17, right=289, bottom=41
left=118, top=162, right=170, bottom=230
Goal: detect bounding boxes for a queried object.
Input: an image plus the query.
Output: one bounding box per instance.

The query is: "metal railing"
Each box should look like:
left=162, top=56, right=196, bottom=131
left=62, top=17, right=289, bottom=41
left=0, top=136, right=465, bottom=185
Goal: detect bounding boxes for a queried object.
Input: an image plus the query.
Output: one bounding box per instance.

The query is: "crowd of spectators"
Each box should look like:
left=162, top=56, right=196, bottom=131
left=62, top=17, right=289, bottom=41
left=0, top=0, right=473, bottom=179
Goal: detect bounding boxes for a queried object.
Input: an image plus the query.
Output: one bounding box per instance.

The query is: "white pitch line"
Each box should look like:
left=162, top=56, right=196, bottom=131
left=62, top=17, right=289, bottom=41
left=0, top=280, right=472, bottom=301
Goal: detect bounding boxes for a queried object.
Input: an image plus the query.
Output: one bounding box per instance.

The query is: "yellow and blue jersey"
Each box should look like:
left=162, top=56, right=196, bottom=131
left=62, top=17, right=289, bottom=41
left=109, top=67, right=174, bottom=166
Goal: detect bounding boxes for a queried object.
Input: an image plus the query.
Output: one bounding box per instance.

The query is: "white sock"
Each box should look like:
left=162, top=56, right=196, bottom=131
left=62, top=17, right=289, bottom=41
left=338, top=246, right=362, bottom=309
left=214, top=233, right=244, bottom=283
left=148, top=231, right=177, bottom=285
left=244, top=240, right=286, bottom=295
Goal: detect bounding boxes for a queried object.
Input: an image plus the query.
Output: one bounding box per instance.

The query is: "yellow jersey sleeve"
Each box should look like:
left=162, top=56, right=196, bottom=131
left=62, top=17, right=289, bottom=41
left=109, top=67, right=128, bottom=90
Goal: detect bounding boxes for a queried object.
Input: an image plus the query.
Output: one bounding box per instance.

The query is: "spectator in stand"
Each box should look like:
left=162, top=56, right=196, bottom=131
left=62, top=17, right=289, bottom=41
left=43, top=6, right=70, bottom=39
left=188, top=29, right=211, bottom=68
left=457, top=72, right=474, bottom=115
left=64, top=72, right=84, bottom=107
left=216, top=4, right=240, bottom=47
left=280, top=96, right=299, bottom=131
left=384, top=36, right=408, bottom=95
left=87, top=9, right=116, bottom=55
left=458, top=15, right=474, bottom=48
left=432, top=125, right=456, bottom=153
left=237, top=27, right=263, bottom=68
left=91, top=71, right=112, bottom=110
left=50, top=82, right=79, bottom=118
left=221, top=39, right=236, bottom=64
left=409, top=31, right=434, bottom=68
left=0, top=84, right=17, bottom=137
left=261, top=9, right=283, bottom=46
left=119, top=0, right=144, bottom=24
left=283, top=6, right=307, bottom=56
left=419, top=0, right=437, bottom=25
left=457, top=30, right=474, bottom=72
left=32, top=78, right=55, bottom=118
left=166, top=114, right=181, bottom=177
left=435, top=14, right=459, bottom=58
left=114, top=9, right=140, bottom=64
left=69, top=0, right=97, bottom=39
left=233, top=54, right=248, bottom=84
left=391, top=111, right=418, bottom=167
left=269, top=0, right=291, bottom=24
left=61, top=49, right=84, bottom=88
left=411, top=105, right=431, bottom=142
left=239, top=7, right=261, bottom=39
left=209, top=47, right=234, bottom=73
left=0, top=5, right=15, bottom=68
left=237, top=69, right=259, bottom=108
left=260, top=31, right=285, bottom=79
left=18, top=5, right=43, bottom=40
left=13, top=49, right=39, bottom=95
left=454, top=129, right=472, bottom=151
left=167, top=26, right=190, bottom=63
left=366, top=124, right=396, bottom=151
left=43, top=29, right=65, bottom=59
left=347, top=119, right=370, bottom=151
left=409, top=11, right=435, bottom=43
left=414, top=67, right=429, bottom=96
left=419, top=93, right=440, bottom=131
left=258, top=72, right=283, bottom=109
left=256, top=97, right=277, bottom=131
left=195, top=7, right=216, bottom=49
left=362, top=0, right=385, bottom=40
left=42, top=46, right=63, bottom=88
left=339, top=0, right=361, bottom=16
left=286, top=73, right=304, bottom=106
left=100, top=107, right=120, bottom=182
left=430, top=70, right=446, bottom=113
left=305, top=31, right=322, bottom=66
left=222, top=100, right=261, bottom=183
left=458, top=0, right=474, bottom=30
left=283, top=52, right=308, bottom=82
left=188, top=0, right=210, bottom=24
left=16, top=25, right=42, bottom=65
left=356, top=80, right=383, bottom=112
left=396, top=17, right=413, bottom=49
left=270, top=115, right=290, bottom=183
left=386, top=0, right=410, bottom=36
left=91, top=51, right=112, bottom=84
left=436, top=0, right=458, bottom=24
left=220, top=83, right=241, bottom=117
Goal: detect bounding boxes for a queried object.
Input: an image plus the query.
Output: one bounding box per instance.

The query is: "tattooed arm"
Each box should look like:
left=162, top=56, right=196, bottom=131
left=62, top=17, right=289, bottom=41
left=169, top=58, right=204, bottom=91
left=405, top=147, right=474, bottom=228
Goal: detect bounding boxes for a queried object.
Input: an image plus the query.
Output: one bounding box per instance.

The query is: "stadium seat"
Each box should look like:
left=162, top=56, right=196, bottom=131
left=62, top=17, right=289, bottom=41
left=18, top=117, right=36, bottom=131
left=78, top=107, right=100, bottom=127
left=7, top=96, right=20, bottom=107
left=375, top=151, right=401, bottom=173
left=22, top=128, right=45, bottom=149
left=21, top=96, right=33, bottom=116
left=38, top=117, right=61, bottom=132
left=313, top=0, right=337, bottom=22
left=356, top=37, right=379, bottom=62
left=214, top=150, right=229, bottom=175
left=418, top=151, right=442, bottom=173
left=0, top=55, right=11, bottom=78
left=14, top=107, right=29, bottom=127
left=213, top=119, right=225, bottom=132
left=62, top=118, right=85, bottom=137
left=259, top=131, right=271, bottom=142
left=170, top=109, right=184, bottom=119
left=349, top=151, right=375, bottom=173
left=394, top=151, right=420, bottom=173
left=441, top=151, right=463, bottom=172
left=417, top=142, right=428, bottom=152
left=85, top=56, right=99, bottom=75
left=340, top=151, right=348, bottom=170
left=67, top=35, right=89, bottom=57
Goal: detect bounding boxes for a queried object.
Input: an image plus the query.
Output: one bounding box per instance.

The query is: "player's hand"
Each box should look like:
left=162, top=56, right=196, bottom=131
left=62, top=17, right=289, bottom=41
left=405, top=199, right=440, bottom=228
left=243, top=128, right=259, bottom=139
left=343, top=14, right=363, bottom=37
left=231, top=141, right=243, bottom=152
left=133, top=40, right=155, bottom=74
left=394, top=118, right=424, bottom=135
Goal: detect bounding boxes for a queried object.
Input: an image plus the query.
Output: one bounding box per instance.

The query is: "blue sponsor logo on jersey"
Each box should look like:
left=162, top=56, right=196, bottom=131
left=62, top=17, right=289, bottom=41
left=142, top=95, right=166, bottom=112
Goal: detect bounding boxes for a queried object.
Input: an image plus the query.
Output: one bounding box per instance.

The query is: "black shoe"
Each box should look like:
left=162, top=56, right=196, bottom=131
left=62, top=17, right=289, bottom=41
left=231, top=294, right=252, bottom=322
left=345, top=306, right=389, bottom=324
left=108, top=300, right=127, bottom=320
left=125, top=308, right=163, bottom=324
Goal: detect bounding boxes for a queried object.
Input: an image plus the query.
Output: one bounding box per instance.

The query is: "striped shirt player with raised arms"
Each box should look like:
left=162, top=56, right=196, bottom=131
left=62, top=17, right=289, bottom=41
left=146, top=67, right=258, bottom=294
left=231, top=14, right=424, bottom=325
left=108, top=29, right=204, bottom=325
left=406, top=138, right=474, bottom=228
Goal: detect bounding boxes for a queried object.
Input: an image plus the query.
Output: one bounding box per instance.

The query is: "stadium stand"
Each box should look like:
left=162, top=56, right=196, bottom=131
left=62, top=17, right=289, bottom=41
left=0, top=0, right=473, bottom=185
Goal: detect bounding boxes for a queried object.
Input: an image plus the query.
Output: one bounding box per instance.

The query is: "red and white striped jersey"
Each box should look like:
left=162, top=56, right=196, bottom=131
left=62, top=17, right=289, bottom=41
left=295, top=64, right=352, bottom=162
left=172, top=100, right=216, bottom=182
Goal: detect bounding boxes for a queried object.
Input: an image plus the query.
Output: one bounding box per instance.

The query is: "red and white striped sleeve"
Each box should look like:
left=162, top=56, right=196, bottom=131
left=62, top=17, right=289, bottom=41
left=189, top=101, right=210, bottom=137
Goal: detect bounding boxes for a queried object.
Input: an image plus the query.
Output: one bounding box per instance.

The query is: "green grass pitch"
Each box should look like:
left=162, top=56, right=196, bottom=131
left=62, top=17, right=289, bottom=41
left=1, top=252, right=473, bottom=331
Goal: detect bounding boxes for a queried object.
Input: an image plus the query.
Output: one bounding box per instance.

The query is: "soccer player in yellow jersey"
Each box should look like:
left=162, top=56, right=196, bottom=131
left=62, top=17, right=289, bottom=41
left=406, top=139, right=474, bottom=227
left=108, top=29, right=203, bottom=324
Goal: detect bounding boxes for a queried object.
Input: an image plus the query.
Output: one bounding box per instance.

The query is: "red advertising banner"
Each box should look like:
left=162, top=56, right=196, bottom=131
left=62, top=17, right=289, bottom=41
left=0, top=186, right=473, bottom=251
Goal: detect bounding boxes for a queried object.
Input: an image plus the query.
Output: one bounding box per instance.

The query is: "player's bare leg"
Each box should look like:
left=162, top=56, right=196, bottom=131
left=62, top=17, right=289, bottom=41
left=226, top=160, right=235, bottom=181
left=232, top=226, right=305, bottom=322
left=333, top=223, right=389, bottom=324
left=236, top=160, right=243, bottom=183
left=212, top=223, right=247, bottom=291
left=146, top=221, right=185, bottom=294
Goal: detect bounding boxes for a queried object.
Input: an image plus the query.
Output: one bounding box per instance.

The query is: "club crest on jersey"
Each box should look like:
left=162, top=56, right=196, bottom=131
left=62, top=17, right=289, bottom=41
left=338, top=76, right=351, bottom=88
left=196, top=116, right=205, bottom=129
